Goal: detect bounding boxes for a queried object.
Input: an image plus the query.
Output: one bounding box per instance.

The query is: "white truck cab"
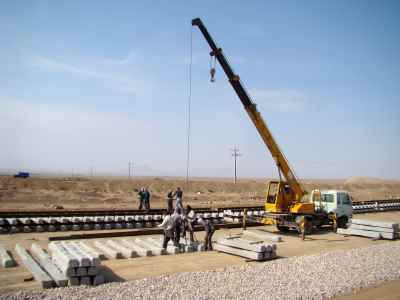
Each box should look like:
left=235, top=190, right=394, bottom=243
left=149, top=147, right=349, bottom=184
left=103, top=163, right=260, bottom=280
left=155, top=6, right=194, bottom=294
left=312, top=190, right=353, bottom=227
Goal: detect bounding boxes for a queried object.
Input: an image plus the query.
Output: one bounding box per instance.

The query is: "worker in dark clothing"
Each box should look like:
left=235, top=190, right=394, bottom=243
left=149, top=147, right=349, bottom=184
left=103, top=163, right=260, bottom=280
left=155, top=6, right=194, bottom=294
left=173, top=187, right=183, bottom=212
left=172, top=208, right=183, bottom=247
left=143, top=187, right=151, bottom=210
left=166, top=190, right=174, bottom=213
left=198, top=217, right=215, bottom=250
left=137, top=187, right=145, bottom=210
left=183, top=205, right=196, bottom=242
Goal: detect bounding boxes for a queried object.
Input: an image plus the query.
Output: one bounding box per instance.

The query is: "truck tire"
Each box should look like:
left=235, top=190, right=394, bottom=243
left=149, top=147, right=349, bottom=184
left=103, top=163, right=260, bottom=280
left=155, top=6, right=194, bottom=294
left=276, top=225, right=290, bottom=232
left=337, top=216, right=348, bottom=229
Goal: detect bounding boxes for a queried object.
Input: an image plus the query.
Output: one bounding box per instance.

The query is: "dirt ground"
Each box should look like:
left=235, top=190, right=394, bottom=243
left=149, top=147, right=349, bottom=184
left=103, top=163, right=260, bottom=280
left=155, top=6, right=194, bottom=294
left=0, top=211, right=399, bottom=298
left=1, top=175, right=400, bottom=211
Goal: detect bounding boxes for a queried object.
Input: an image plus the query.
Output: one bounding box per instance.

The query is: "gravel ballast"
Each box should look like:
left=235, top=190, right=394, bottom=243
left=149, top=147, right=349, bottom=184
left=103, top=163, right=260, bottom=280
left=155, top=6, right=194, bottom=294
left=2, top=242, right=400, bottom=300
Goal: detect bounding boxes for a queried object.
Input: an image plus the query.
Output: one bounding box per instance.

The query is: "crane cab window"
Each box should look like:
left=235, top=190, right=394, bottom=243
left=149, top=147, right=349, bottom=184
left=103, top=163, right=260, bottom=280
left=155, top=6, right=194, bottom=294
left=267, top=183, right=279, bottom=204
left=322, top=193, right=334, bottom=203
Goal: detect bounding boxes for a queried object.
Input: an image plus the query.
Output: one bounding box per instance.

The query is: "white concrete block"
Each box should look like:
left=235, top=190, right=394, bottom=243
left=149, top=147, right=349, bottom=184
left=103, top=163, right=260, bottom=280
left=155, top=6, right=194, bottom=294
left=80, top=276, right=91, bottom=285
left=337, top=227, right=395, bottom=240
left=214, top=243, right=264, bottom=261
left=94, top=241, right=122, bottom=259
left=69, top=277, right=80, bottom=286
left=0, top=244, right=15, bottom=268
left=30, top=244, right=68, bottom=287
left=134, top=239, right=167, bottom=255
left=120, top=239, right=152, bottom=257
left=350, top=218, right=399, bottom=230
left=87, top=266, right=100, bottom=276
left=15, top=244, right=54, bottom=288
left=48, top=242, right=79, bottom=268
left=146, top=238, right=179, bottom=254
left=61, top=242, right=91, bottom=267
left=106, top=240, right=137, bottom=258
left=348, top=223, right=395, bottom=233
left=217, top=238, right=266, bottom=253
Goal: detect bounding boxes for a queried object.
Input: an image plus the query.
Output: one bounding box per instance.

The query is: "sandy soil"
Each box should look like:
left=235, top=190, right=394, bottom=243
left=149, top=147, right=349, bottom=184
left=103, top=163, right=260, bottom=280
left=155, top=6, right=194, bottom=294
left=1, top=176, right=399, bottom=211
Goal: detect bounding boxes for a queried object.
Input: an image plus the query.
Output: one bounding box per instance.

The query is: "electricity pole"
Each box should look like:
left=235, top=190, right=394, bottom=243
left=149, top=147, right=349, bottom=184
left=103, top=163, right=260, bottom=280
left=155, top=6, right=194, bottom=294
left=230, top=147, right=242, bottom=184
left=128, top=161, right=133, bottom=179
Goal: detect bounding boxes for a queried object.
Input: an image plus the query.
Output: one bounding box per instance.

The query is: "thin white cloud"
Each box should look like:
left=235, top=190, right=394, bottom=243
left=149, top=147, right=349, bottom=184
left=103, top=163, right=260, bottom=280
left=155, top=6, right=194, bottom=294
left=250, top=89, right=306, bottom=112
left=30, top=55, right=142, bottom=95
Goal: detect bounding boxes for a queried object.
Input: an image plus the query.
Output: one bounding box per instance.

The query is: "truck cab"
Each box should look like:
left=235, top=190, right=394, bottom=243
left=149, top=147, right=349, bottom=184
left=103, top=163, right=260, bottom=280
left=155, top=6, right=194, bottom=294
left=314, top=190, right=353, bottom=227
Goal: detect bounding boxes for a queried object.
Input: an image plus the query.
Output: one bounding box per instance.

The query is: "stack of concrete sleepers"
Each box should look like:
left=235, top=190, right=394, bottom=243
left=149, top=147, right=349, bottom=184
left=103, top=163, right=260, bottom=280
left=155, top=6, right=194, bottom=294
left=337, top=218, right=399, bottom=240
left=215, top=237, right=277, bottom=261
left=48, top=241, right=104, bottom=286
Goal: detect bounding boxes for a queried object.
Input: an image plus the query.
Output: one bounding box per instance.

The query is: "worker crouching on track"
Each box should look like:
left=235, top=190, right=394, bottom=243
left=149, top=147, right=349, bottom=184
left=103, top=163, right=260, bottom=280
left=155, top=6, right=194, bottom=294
left=197, top=217, right=215, bottom=251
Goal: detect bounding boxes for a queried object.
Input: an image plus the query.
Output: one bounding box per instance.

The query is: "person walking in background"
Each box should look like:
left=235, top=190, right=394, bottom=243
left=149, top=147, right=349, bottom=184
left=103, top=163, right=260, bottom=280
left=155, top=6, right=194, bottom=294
left=173, top=187, right=183, bottom=212
left=166, top=190, right=174, bottom=213
left=137, top=187, right=145, bottom=210
left=198, top=217, right=215, bottom=250
left=143, top=187, right=151, bottom=210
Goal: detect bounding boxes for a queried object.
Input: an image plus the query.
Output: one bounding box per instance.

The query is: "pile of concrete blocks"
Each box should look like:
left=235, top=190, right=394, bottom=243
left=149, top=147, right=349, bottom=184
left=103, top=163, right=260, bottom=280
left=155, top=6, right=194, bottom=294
left=0, top=244, right=15, bottom=268
left=48, top=241, right=104, bottom=286
left=215, top=237, right=277, bottom=261
left=337, top=218, right=400, bottom=240
left=90, top=237, right=205, bottom=260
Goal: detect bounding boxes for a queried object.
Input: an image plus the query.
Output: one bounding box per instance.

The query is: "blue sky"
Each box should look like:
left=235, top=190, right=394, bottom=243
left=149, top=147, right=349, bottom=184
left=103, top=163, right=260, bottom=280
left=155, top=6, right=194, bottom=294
left=1, top=1, right=399, bottom=179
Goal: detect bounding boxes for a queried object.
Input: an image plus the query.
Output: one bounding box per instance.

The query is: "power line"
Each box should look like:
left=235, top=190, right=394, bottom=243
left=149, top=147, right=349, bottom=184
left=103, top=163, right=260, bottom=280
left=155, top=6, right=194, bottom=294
left=230, top=147, right=242, bottom=184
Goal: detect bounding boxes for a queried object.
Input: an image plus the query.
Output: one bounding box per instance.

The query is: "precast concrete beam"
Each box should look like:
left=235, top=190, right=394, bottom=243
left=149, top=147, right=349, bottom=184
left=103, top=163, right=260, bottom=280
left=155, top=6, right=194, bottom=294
left=15, top=244, right=53, bottom=288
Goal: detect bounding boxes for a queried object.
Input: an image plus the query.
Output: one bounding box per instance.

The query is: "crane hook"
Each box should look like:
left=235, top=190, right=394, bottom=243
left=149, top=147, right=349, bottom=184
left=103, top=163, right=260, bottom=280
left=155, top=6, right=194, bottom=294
left=209, top=55, right=216, bottom=82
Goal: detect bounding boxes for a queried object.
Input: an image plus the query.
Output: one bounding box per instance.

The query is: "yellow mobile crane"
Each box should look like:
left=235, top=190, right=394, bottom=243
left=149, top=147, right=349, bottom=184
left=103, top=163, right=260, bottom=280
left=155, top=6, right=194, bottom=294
left=192, top=18, right=352, bottom=238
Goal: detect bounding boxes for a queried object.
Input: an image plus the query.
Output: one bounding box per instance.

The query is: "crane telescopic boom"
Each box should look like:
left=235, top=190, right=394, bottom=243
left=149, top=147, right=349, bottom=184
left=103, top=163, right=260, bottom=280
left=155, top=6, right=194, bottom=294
left=191, top=17, right=305, bottom=201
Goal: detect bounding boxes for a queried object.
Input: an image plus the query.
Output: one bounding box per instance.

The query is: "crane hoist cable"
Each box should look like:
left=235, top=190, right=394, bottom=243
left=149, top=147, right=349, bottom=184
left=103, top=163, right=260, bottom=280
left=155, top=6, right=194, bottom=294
left=185, top=26, right=193, bottom=185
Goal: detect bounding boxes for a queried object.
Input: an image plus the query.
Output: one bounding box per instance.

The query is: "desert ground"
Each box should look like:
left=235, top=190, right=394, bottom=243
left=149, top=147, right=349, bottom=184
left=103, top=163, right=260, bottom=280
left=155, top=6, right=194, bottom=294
left=1, top=175, right=400, bottom=211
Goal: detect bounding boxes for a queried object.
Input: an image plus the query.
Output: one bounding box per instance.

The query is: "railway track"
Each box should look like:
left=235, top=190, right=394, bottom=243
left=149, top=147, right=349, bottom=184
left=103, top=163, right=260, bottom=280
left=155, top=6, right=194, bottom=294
left=0, top=199, right=399, bottom=234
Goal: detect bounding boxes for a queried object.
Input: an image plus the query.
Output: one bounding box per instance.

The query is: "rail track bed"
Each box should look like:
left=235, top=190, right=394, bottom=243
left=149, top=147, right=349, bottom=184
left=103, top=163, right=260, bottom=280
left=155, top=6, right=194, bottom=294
left=0, top=199, right=399, bottom=234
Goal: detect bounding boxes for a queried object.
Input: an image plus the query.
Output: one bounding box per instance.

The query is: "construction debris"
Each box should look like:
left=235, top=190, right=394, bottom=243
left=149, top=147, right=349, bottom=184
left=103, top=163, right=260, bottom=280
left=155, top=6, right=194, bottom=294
left=337, top=218, right=400, bottom=240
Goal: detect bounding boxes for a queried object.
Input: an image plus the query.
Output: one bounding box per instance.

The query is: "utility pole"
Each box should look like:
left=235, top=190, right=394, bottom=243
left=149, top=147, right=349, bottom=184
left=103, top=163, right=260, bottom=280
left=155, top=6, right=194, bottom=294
left=230, top=147, right=242, bottom=184
left=128, top=161, right=133, bottom=179
left=90, top=167, right=93, bottom=178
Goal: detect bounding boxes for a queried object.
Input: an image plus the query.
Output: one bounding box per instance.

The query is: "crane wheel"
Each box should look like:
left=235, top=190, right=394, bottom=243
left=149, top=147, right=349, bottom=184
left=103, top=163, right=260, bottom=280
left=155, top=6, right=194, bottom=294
left=337, top=216, right=348, bottom=229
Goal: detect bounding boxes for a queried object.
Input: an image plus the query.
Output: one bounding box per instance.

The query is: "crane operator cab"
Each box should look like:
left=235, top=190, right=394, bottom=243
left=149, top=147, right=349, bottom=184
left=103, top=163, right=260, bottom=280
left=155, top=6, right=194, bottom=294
left=265, top=180, right=315, bottom=214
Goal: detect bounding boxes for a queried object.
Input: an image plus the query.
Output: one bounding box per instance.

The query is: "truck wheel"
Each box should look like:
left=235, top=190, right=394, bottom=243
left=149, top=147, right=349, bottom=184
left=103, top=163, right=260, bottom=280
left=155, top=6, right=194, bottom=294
left=276, top=225, right=290, bottom=232
left=337, top=216, right=348, bottom=229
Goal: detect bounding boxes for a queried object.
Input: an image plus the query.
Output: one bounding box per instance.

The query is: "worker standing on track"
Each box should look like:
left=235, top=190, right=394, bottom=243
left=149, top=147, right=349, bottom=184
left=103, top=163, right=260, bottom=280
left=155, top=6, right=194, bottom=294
left=173, top=187, right=183, bottom=213
left=183, top=205, right=196, bottom=242
left=166, top=190, right=174, bottom=213
left=143, top=187, right=151, bottom=210
left=137, top=187, right=145, bottom=210
left=158, top=212, right=174, bottom=249
left=172, top=208, right=183, bottom=247
left=198, top=217, right=215, bottom=250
